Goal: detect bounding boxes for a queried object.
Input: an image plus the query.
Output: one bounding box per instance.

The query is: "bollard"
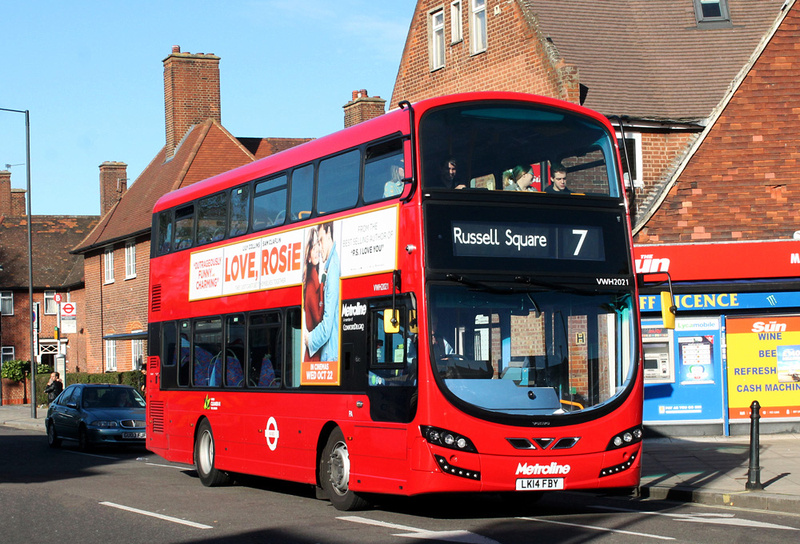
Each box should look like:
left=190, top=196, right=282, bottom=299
left=745, top=399, right=763, bottom=491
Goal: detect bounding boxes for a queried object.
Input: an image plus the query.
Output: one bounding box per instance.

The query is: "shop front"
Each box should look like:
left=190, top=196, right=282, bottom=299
left=635, top=241, right=800, bottom=436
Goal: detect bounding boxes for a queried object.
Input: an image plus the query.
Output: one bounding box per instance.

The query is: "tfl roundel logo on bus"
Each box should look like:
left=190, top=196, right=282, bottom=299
left=265, top=417, right=280, bottom=451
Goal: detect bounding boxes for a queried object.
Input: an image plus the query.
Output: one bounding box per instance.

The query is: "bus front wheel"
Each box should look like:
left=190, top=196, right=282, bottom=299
left=194, top=420, right=231, bottom=487
left=320, top=427, right=370, bottom=511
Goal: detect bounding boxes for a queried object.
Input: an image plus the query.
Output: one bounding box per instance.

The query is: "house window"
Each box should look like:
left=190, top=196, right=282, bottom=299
left=44, top=290, right=57, bottom=315
left=1, top=346, right=14, bottom=364
left=105, top=340, right=117, bottom=371
left=132, top=336, right=144, bottom=371
left=470, top=0, right=487, bottom=54
left=0, top=291, right=12, bottom=316
left=125, top=241, right=136, bottom=279
left=617, top=132, right=643, bottom=189
left=104, top=247, right=115, bottom=284
left=430, top=9, right=445, bottom=70
left=694, top=0, right=731, bottom=24
left=451, top=1, right=463, bottom=43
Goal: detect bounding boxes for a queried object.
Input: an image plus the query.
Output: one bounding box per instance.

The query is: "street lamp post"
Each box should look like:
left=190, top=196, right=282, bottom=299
left=1, top=107, right=36, bottom=418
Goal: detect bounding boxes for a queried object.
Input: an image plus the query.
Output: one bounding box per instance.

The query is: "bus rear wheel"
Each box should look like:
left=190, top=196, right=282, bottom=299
left=194, top=420, right=231, bottom=487
left=320, top=427, right=370, bottom=511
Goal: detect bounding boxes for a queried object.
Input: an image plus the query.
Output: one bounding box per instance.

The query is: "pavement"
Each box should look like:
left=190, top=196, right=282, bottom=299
left=3, top=403, right=799, bottom=514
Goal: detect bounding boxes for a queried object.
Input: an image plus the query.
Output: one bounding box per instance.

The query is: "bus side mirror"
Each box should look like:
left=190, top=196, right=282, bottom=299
left=660, top=291, right=676, bottom=329
left=384, top=310, right=400, bottom=334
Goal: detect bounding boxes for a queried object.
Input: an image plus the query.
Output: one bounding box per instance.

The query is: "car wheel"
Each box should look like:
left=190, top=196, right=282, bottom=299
left=78, top=426, right=92, bottom=452
left=46, top=421, right=62, bottom=448
left=194, top=420, right=231, bottom=487
left=319, top=427, right=370, bottom=511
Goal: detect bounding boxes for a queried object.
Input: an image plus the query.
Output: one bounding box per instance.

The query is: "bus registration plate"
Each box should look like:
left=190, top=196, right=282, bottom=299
left=516, top=478, right=564, bottom=491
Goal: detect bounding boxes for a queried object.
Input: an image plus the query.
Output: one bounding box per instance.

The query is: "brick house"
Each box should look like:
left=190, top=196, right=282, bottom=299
left=72, top=46, right=311, bottom=374
left=390, top=0, right=800, bottom=433
left=1, top=174, right=98, bottom=403
left=391, top=0, right=787, bottom=222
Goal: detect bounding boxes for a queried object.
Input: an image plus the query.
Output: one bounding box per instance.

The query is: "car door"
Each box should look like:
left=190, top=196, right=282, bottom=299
left=57, top=385, right=84, bottom=440
left=50, top=385, right=77, bottom=438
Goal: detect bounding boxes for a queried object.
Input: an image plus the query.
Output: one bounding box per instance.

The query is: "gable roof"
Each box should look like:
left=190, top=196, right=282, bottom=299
left=523, top=0, right=787, bottom=122
left=634, top=0, right=799, bottom=242
left=72, top=120, right=310, bottom=254
left=0, top=214, right=98, bottom=289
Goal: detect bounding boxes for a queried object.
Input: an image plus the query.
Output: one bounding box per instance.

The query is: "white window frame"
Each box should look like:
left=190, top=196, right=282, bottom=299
left=616, top=131, right=643, bottom=190
left=44, top=290, right=57, bottom=315
left=125, top=241, right=137, bottom=279
left=450, top=1, right=463, bottom=43
left=104, top=246, right=115, bottom=284
left=1, top=346, right=14, bottom=364
left=132, top=335, right=144, bottom=371
left=469, top=0, right=487, bottom=55
left=0, top=291, right=13, bottom=316
left=430, top=8, right=445, bottom=71
left=105, top=339, right=117, bottom=371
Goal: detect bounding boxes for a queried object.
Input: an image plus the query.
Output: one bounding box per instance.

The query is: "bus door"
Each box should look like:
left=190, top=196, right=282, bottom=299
left=341, top=296, right=418, bottom=424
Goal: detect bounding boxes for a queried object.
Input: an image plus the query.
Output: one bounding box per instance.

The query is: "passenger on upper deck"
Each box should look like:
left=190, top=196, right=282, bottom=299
left=502, top=165, right=536, bottom=192
left=545, top=163, right=571, bottom=194
left=441, top=159, right=466, bottom=190
left=383, top=161, right=405, bottom=198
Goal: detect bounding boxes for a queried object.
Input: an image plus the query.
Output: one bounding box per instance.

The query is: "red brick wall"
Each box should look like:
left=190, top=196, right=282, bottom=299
left=392, top=0, right=576, bottom=106
left=83, top=237, right=150, bottom=373
left=637, top=4, right=800, bottom=243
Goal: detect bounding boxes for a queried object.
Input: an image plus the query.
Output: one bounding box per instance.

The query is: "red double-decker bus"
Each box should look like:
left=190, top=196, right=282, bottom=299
left=146, top=92, right=644, bottom=510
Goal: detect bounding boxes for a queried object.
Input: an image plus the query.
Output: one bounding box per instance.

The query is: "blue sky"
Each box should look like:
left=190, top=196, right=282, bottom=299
left=1, top=0, right=415, bottom=216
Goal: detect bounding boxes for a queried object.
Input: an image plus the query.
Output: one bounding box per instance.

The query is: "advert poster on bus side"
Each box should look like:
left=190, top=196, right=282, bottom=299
left=188, top=206, right=399, bottom=386
left=726, top=315, right=800, bottom=420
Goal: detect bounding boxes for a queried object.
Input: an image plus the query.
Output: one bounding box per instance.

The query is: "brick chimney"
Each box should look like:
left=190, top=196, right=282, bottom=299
left=0, top=171, right=27, bottom=216
left=163, top=45, right=221, bottom=159
left=99, top=161, right=128, bottom=215
left=0, top=170, right=10, bottom=216
left=343, top=89, right=386, bottom=128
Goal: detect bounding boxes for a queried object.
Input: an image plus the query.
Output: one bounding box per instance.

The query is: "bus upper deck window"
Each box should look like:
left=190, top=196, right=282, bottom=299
left=196, top=192, right=228, bottom=245
left=173, top=205, right=194, bottom=251
left=157, top=211, right=173, bottom=255
left=364, top=138, right=404, bottom=203
left=253, top=175, right=287, bottom=231
left=228, top=184, right=250, bottom=238
left=290, top=165, right=314, bottom=222
left=318, top=149, right=359, bottom=215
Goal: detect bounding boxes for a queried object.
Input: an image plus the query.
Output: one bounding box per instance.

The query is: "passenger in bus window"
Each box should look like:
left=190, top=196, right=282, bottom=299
left=441, top=158, right=465, bottom=189
left=502, top=165, right=535, bottom=191
left=545, top=163, right=571, bottom=194
left=302, top=226, right=324, bottom=362
left=382, top=161, right=405, bottom=198
left=304, top=221, right=340, bottom=362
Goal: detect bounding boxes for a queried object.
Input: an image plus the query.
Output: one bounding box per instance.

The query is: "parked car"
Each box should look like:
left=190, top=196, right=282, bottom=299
left=46, top=384, right=146, bottom=450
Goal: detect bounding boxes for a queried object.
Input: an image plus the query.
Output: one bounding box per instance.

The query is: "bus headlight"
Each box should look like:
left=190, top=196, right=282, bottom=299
left=420, top=425, right=478, bottom=453
left=606, top=425, right=643, bottom=451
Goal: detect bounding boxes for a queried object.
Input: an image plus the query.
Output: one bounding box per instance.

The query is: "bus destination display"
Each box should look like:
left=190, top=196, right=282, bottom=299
left=452, top=221, right=604, bottom=261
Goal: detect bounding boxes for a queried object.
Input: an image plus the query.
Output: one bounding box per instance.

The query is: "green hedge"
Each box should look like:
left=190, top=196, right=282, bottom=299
left=37, top=371, right=146, bottom=405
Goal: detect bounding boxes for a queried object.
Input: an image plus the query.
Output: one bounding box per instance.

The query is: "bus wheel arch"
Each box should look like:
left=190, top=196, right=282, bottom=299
left=194, top=417, right=232, bottom=487
left=317, top=424, right=371, bottom=511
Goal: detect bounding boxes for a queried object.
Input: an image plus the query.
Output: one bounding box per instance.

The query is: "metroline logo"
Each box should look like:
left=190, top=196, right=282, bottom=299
left=516, top=462, right=571, bottom=475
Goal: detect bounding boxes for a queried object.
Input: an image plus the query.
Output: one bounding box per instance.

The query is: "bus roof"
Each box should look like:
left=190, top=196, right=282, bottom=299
left=152, top=91, right=612, bottom=214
